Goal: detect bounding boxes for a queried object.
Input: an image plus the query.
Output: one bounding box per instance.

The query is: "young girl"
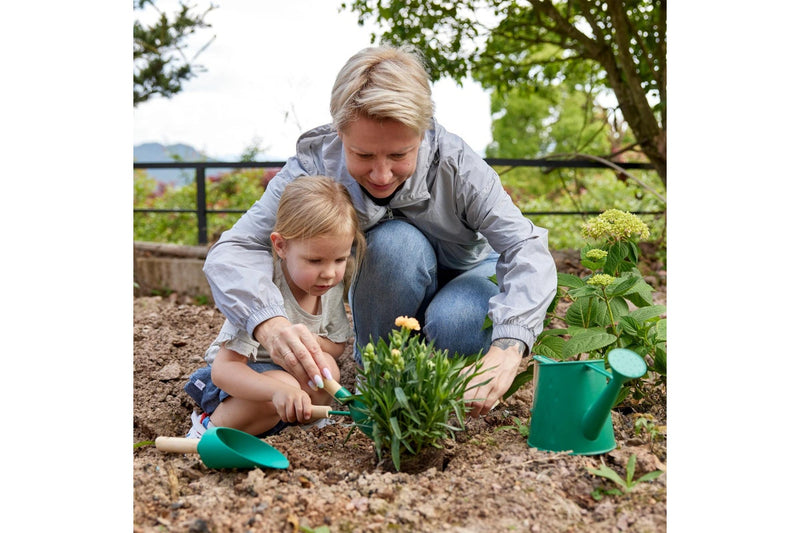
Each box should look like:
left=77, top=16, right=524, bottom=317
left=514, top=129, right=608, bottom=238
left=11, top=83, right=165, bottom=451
left=184, top=175, right=365, bottom=438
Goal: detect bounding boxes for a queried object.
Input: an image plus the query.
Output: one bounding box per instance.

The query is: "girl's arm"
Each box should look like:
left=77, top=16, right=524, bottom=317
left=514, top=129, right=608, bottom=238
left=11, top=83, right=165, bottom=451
left=210, top=345, right=299, bottom=402
left=317, top=336, right=346, bottom=359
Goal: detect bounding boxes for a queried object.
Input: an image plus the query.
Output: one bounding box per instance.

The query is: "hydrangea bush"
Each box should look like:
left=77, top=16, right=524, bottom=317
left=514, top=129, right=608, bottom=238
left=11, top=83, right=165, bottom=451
left=506, top=209, right=666, bottom=401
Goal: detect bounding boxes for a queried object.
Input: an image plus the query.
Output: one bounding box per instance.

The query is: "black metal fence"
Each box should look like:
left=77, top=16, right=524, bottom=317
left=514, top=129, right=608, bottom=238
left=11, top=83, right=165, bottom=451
left=134, top=158, right=662, bottom=245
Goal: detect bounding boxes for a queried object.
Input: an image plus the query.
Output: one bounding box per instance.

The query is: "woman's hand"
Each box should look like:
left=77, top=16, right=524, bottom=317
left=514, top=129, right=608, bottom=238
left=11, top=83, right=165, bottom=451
left=462, top=338, right=526, bottom=417
left=254, top=316, right=329, bottom=390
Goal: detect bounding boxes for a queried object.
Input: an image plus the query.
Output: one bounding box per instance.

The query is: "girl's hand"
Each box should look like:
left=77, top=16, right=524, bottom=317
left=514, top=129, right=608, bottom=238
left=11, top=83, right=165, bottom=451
left=271, top=386, right=313, bottom=424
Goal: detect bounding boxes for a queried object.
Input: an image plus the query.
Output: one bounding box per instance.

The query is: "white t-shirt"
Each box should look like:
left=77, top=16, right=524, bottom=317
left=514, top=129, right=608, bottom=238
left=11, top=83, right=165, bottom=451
left=203, top=260, right=352, bottom=365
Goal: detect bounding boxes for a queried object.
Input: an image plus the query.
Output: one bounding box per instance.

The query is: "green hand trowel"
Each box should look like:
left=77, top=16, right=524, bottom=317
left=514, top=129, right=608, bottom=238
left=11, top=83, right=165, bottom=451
left=322, top=378, right=373, bottom=437
left=155, top=426, right=290, bottom=469
left=527, top=348, right=648, bottom=455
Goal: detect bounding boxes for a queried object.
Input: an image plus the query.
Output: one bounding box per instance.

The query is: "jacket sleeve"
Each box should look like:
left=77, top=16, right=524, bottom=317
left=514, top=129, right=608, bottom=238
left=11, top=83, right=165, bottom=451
left=203, top=158, right=308, bottom=337
left=458, top=148, right=558, bottom=350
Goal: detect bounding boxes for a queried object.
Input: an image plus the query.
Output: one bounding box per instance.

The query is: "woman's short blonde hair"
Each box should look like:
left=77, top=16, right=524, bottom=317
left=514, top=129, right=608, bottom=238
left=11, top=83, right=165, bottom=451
left=330, top=45, right=434, bottom=135
left=273, top=176, right=366, bottom=270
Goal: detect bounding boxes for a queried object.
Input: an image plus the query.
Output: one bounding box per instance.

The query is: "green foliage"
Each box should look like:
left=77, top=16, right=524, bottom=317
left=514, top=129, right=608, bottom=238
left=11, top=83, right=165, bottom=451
left=504, top=209, right=665, bottom=401
left=495, top=416, right=530, bottom=438
left=634, top=414, right=665, bottom=448
left=134, top=0, right=216, bottom=105
left=342, top=0, right=666, bottom=183
left=354, top=317, right=487, bottom=471
left=134, top=167, right=272, bottom=245
left=588, top=454, right=664, bottom=499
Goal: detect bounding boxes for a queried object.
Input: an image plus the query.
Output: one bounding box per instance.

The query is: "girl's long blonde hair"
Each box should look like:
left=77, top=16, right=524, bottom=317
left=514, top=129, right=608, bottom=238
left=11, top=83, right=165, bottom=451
left=273, top=175, right=366, bottom=271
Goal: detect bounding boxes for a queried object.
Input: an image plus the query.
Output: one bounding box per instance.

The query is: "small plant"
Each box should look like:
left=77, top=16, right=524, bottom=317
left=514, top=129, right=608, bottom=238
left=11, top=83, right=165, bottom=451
left=495, top=416, right=530, bottom=438
left=634, top=414, right=666, bottom=447
left=505, top=209, right=666, bottom=401
left=587, top=454, right=663, bottom=499
left=354, top=316, right=486, bottom=471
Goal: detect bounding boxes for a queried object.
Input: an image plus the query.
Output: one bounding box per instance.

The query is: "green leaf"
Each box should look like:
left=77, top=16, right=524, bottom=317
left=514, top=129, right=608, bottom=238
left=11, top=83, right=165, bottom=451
left=628, top=305, right=666, bottom=323
left=609, top=296, right=631, bottom=321
left=394, top=387, right=421, bottom=425
left=653, top=343, right=666, bottom=374
left=636, top=470, right=664, bottom=484
left=625, top=455, right=637, bottom=485
left=504, top=367, right=534, bottom=399
left=603, top=242, right=625, bottom=275
left=557, top=272, right=586, bottom=289
left=624, top=278, right=654, bottom=307
left=568, top=285, right=601, bottom=299
left=587, top=463, right=626, bottom=489
left=534, top=335, right=565, bottom=359
left=619, top=316, right=640, bottom=336
left=538, top=328, right=569, bottom=337
left=565, top=297, right=600, bottom=328
left=606, top=273, right=640, bottom=297
left=563, top=330, right=617, bottom=358
left=655, top=319, right=666, bottom=342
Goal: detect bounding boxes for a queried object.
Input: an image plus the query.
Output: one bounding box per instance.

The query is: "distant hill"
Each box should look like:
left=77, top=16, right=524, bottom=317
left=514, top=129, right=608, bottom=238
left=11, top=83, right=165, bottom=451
left=134, top=143, right=231, bottom=185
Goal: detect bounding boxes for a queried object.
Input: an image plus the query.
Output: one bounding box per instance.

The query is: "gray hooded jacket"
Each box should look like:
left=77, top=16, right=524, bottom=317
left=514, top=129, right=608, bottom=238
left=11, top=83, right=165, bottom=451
left=203, top=120, right=557, bottom=351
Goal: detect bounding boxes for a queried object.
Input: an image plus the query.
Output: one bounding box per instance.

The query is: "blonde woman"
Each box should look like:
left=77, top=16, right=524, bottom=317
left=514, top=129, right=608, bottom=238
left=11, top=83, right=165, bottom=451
left=185, top=176, right=365, bottom=437
left=204, top=46, right=557, bottom=417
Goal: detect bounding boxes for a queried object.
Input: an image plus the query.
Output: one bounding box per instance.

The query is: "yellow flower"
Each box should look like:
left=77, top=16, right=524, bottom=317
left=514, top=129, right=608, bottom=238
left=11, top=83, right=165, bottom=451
left=582, top=209, right=650, bottom=242
left=585, top=248, right=608, bottom=261
left=587, top=273, right=616, bottom=287
left=395, top=316, right=421, bottom=331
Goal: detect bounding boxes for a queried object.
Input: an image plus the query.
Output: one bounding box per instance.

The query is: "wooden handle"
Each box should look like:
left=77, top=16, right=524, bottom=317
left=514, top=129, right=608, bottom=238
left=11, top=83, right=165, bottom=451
left=310, top=405, right=332, bottom=419
left=322, top=377, right=342, bottom=397
left=155, top=436, right=200, bottom=454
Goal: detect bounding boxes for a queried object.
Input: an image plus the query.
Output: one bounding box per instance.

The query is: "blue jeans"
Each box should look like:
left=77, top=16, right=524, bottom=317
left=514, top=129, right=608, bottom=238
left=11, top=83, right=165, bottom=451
left=349, top=219, right=499, bottom=365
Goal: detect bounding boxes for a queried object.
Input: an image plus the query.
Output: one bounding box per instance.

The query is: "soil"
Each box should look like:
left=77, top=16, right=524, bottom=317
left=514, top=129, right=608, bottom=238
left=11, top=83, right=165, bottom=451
left=133, top=250, right=667, bottom=532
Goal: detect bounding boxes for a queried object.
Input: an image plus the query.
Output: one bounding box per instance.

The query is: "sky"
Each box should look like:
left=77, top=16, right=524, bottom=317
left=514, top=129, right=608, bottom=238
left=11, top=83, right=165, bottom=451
left=133, top=1, right=493, bottom=160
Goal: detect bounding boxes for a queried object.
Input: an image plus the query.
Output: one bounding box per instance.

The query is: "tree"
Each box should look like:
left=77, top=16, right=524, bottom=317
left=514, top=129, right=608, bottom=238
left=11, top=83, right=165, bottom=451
left=343, top=0, right=666, bottom=185
left=133, top=0, right=216, bottom=106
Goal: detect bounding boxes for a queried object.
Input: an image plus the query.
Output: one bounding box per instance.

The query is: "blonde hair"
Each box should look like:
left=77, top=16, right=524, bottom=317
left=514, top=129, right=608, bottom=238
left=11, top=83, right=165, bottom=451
left=330, top=45, right=434, bottom=135
left=273, top=175, right=365, bottom=269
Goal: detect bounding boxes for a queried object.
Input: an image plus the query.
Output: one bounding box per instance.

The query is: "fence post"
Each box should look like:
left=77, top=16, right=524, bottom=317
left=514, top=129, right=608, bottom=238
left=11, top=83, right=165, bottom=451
left=195, top=166, right=208, bottom=245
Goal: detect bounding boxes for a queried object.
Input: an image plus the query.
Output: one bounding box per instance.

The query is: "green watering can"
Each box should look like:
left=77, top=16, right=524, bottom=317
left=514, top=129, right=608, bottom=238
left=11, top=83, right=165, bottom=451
left=528, top=348, right=647, bottom=455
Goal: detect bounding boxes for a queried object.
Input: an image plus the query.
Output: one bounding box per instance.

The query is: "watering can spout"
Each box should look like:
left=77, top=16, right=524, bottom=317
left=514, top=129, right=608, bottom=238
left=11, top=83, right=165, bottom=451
left=581, top=348, right=647, bottom=441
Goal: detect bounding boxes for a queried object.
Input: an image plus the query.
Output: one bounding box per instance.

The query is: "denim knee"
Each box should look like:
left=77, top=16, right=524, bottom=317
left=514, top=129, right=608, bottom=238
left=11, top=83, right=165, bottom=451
left=350, top=220, right=438, bottom=352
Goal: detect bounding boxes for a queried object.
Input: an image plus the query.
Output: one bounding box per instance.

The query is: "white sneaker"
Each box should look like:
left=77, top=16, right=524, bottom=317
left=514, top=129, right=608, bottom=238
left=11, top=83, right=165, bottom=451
left=186, top=411, right=213, bottom=439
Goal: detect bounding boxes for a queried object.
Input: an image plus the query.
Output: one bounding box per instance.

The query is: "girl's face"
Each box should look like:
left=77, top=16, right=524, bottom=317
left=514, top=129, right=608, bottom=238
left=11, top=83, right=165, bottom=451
left=338, top=116, right=423, bottom=199
left=271, top=231, right=353, bottom=298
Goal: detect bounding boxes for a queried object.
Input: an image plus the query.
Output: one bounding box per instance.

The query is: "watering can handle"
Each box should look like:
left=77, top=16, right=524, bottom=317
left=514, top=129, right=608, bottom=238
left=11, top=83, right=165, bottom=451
left=155, top=436, right=199, bottom=454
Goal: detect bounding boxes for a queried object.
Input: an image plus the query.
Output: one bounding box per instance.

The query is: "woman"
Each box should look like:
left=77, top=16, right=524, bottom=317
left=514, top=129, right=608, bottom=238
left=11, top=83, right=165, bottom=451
left=203, top=45, right=557, bottom=416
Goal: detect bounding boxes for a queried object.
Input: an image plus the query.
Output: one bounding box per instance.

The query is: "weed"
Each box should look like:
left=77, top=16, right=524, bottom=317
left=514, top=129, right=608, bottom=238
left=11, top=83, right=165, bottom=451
left=496, top=416, right=530, bottom=438
left=587, top=454, right=663, bottom=499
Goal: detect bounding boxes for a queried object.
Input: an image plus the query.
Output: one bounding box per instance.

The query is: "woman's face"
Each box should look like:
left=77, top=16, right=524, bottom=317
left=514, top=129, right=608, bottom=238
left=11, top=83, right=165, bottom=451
left=339, top=116, right=423, bottom=199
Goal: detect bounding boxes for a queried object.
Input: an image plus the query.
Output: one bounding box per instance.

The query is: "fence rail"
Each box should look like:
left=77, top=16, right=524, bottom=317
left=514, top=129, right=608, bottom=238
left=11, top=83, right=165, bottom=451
left=134, top=158, right=662, bottom=245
